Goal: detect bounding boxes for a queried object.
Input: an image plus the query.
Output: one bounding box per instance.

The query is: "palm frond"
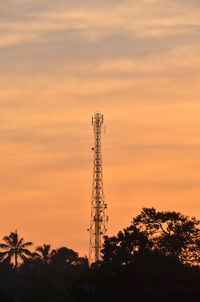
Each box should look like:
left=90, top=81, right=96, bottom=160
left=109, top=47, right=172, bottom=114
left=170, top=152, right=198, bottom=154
left=36, top=246, right=44, bottom=254
left=2, top=236, right=13, bottom=246
left=19, top=248, right=33, bottom=256
left=3, top=231, right=18, bottom=247
left=36, top=244, right=51, bottom=261
left=0, top=251, right=9, bottom=257
left=21, top=241, right=33, bottom=248
left=2, top=254, right=12, bottom=263
left=17, top=237, right=24, bottom=248
left=31, top=252, right=40, bottom=259
left=0, top=243, right=10, bottom=249
left=45, top=244, right=51, bottom=252
left=36, top=244, right=50, bottom=253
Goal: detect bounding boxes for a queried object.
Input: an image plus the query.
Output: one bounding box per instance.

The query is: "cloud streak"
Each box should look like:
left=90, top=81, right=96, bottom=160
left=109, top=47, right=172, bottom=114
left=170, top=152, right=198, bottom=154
left=1, top=0, right=200, bottom=48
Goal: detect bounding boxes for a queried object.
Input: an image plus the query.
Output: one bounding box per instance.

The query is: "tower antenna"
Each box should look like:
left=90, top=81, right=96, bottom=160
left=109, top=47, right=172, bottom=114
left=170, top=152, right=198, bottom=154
left=89, top=112, right=108, bottom=263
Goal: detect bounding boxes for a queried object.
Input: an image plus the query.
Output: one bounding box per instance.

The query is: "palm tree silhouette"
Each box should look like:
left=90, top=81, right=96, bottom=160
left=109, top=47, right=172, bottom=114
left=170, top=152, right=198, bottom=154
left=36, top=244, right=52, bottom=263
left=0, top=230, right=33, bottom=269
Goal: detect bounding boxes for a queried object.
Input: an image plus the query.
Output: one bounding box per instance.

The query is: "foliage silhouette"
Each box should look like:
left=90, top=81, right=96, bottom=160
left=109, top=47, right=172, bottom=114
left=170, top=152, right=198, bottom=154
left=50, top=247, right=79, bottom=266
left=0, top=208, right=199, bottom=302
left=102, top=207, right=200, bottom=265
left=36, top=244, right=52, bottom=263
left=132, top=207, right=200, bottom=264
left=0, top=230, right=33, bottom=269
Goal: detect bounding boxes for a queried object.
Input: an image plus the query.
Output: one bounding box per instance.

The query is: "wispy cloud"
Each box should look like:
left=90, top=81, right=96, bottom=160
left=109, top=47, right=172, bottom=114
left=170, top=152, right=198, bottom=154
left=1, top=0, right=200, bottom=48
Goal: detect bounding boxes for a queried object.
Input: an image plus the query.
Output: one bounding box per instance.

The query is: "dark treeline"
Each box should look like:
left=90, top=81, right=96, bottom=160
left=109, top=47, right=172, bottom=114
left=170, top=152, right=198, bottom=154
left=0, top=207, right=199, bottom=302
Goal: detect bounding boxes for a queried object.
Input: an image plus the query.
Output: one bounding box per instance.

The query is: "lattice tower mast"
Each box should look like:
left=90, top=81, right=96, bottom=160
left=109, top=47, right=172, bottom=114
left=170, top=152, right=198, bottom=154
left=89, top=112, right=108, bottom=263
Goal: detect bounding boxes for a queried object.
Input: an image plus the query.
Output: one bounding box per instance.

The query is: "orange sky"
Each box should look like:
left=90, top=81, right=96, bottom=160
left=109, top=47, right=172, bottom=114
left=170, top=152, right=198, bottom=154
left=0, top=0, right=200, bottom=256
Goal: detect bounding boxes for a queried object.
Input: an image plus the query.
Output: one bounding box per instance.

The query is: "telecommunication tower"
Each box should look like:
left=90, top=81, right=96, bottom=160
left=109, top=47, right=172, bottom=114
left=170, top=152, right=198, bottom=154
left=89, top=112, right=108, bottom=263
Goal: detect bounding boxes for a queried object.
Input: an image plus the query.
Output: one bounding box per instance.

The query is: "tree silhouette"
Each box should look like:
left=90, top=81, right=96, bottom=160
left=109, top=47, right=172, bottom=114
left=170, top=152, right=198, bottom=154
left=132, top=208, right=200, bottom=264
left=36, top=244, right=52, bottom=263
left=0, top=214, right=199, bottom=302
left=0, top=230, right=33, bottom=269
left=50, top=247, right=79, bottom=266
left=102, top=225, right=153, bottom=265
left=102, top=208, right=200, bottom=265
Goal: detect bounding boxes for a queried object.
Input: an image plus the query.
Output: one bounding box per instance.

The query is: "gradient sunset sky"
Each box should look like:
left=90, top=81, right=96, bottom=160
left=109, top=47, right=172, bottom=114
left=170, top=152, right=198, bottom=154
left=0, top=0, right=200, bottom=256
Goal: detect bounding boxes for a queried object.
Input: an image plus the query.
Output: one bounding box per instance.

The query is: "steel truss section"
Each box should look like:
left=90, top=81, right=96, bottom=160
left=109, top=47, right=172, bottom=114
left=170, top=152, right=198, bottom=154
left=89, top=112, right=108, bottom=263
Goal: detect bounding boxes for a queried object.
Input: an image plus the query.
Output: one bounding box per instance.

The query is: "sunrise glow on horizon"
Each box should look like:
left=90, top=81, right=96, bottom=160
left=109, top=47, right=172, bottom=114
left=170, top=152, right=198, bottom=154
left=0, top=0, right=200, bottom=256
